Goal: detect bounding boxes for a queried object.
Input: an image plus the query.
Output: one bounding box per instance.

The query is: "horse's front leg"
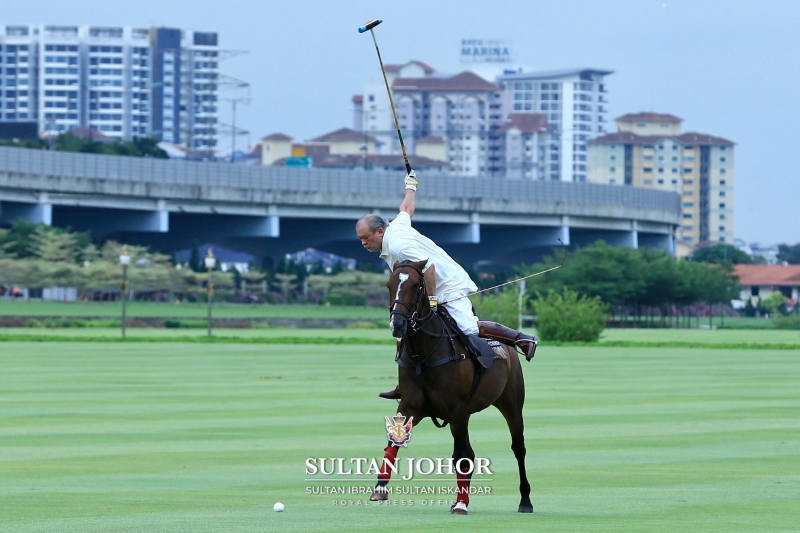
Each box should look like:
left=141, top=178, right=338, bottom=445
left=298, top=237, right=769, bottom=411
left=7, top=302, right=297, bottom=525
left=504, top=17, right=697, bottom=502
left=369, top=402, right=424, bottom=501
left=449, top=412, right=475, bottom=515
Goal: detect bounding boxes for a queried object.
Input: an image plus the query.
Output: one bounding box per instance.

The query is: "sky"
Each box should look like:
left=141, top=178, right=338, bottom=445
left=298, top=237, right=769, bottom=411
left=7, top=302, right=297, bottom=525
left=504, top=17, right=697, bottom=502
left=4, top=0, right=799, bottom=245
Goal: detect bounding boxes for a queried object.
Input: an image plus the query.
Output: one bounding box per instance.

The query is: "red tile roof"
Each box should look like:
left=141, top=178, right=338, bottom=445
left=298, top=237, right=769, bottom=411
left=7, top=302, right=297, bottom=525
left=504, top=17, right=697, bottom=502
left=352, top=94, right=363, bottom=103
left=310, top=127, right=375, bottom=143
left=734, top=265, right=800, bottom=286
left=501, top=113, right=549, bottom=133
left=616, top=112, right=683, bottom=123
left=676, top=132, right=736, bottom=146
left=589, top=131, right=734, bottom=146
left=393, top=71, right=499, bottom=92
left=262, top=133, right=293, bottom=141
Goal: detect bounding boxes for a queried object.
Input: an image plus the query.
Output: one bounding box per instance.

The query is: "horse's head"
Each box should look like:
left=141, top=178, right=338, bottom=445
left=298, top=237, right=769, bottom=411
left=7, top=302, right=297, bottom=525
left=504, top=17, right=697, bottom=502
left=387, top=260, right=429, bottom=338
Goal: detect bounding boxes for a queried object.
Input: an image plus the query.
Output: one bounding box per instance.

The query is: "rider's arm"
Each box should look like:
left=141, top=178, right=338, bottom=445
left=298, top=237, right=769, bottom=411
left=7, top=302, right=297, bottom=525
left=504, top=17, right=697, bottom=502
left=399, top=188, right=416, bottom=218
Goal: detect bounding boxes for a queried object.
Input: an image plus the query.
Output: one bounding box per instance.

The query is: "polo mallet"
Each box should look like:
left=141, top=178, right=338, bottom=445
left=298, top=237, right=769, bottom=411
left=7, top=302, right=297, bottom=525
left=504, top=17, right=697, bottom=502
left=358, top=19, right=413, bottom=175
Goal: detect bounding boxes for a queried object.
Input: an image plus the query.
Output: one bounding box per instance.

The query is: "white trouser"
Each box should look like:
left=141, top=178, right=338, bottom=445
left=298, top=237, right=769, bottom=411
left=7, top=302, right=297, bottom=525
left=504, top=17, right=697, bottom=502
left=441, top=291, right=479, bottom=336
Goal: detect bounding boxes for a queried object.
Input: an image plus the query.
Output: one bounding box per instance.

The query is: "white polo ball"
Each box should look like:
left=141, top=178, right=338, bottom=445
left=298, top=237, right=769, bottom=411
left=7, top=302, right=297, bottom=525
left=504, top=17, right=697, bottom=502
left=273, top=502, right=285, bottom=512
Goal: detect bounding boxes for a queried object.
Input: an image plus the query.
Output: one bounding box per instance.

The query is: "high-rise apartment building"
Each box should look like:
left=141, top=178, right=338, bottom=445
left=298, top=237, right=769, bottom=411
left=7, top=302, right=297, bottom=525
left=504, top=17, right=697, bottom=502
left=354, top=61, right=506, bottom=178
left=352, top=64, right=608, bottom=181
left=0, top=24, right=218, bottom=151
left=587, top=112, right=734, bottom=246
left=495, top=68, right=613, bottom=182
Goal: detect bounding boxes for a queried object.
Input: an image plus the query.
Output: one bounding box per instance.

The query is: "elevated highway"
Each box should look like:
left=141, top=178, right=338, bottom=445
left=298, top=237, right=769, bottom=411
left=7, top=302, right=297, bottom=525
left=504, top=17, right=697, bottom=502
left=0, top=146, right=680, bottom=266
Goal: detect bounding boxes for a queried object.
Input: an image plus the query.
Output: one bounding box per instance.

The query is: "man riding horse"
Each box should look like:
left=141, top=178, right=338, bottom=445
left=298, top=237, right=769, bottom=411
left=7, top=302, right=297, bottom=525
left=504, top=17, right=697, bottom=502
left=356, top=171, right=538, bottom=400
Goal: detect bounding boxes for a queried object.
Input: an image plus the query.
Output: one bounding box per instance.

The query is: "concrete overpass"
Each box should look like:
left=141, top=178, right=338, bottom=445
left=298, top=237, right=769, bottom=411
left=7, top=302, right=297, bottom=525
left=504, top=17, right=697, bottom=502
left=0, top=146, right=680, bottom=267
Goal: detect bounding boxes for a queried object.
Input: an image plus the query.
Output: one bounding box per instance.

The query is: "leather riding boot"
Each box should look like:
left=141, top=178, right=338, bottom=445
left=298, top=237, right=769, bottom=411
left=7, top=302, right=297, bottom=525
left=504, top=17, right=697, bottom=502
left=478, top=321, right=539, bottom=361
left=378, top=340, right=403, bottom=400
left=379, top=385, right=401, bottom=400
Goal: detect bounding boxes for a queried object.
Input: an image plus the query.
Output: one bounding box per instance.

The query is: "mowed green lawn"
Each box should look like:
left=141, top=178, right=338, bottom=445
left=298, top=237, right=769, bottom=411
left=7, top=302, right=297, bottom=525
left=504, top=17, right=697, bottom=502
left=0, top=300, right=386, bottom=319
left=1, top=342, right=798, bottom=532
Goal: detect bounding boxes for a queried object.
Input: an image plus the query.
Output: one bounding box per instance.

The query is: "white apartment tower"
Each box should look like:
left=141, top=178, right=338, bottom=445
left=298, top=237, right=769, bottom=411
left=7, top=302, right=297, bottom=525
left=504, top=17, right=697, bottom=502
left=0, top=24, right=218, bottom=150
left=353, top=61, right=506, bottom=177
left=496, top=68, right=613, bottom=181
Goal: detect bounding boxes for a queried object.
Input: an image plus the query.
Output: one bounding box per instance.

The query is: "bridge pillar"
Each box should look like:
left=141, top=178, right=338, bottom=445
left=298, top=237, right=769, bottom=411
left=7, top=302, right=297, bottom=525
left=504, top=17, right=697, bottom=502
left=0, top=201, right=52, bottom=226
left=221, top=215, right=280, bottom=237
left=638, top=232, right=674, bottom=253
left=111, top=210, right=169, bottom=233
left=417, top=222, right=480, bottom=244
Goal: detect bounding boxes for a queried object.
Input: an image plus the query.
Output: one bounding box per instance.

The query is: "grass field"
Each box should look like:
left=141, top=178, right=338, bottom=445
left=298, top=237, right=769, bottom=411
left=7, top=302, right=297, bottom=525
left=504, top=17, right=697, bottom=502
left=0, top=326, right=798, bottom=347
left=0, top=300, right=386, bottom=319
left=1, top=341, right=798, bottom=532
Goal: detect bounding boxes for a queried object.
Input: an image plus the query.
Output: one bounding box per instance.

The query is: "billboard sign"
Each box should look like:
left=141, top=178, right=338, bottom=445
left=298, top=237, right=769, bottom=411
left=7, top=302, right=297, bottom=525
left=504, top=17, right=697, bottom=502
left=460, top=39, right=513, bottom=63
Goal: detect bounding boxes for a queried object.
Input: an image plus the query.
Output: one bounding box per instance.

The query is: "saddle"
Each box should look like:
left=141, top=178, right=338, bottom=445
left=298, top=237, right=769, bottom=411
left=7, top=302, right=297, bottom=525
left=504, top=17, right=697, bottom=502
left=437, top=306, right=496, bottom=369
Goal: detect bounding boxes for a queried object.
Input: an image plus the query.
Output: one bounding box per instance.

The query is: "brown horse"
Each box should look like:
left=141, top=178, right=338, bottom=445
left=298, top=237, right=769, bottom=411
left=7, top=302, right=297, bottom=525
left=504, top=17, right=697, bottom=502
left=370, top=260, right=534, bottom=515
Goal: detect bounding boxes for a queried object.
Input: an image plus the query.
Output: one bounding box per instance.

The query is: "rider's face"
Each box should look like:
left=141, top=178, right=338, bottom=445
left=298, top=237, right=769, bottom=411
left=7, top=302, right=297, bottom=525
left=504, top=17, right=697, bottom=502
left=356, top=223, right=384, bottom=253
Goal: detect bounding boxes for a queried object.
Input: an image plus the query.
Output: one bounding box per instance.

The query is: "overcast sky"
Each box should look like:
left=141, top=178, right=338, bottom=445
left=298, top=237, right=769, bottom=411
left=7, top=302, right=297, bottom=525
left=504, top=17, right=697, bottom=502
left=4, top=0, right=799, bottom=245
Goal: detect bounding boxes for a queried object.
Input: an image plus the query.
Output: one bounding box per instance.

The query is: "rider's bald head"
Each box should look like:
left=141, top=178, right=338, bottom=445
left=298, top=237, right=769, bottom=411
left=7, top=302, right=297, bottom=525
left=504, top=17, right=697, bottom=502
left=356, top=214, right=387, bottom=234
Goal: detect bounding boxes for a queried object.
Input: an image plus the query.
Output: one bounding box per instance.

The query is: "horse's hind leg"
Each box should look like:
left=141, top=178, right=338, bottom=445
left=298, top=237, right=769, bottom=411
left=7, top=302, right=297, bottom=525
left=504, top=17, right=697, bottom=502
left=494, top=364, right=533, bottom=513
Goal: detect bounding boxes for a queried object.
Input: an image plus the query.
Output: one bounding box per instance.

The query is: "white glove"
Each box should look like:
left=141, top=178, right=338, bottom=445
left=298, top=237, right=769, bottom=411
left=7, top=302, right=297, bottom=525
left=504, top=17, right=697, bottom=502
left=404, top=170, right=418, bottom=191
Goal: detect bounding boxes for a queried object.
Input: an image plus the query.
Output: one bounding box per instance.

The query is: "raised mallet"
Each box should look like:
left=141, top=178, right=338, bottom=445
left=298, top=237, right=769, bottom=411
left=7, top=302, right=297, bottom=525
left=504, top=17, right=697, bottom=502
left=358, top=19, right=412, bottom=175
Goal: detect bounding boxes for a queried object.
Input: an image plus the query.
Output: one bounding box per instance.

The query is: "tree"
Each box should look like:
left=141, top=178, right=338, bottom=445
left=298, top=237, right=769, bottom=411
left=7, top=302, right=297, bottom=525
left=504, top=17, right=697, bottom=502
left=761, top=291, right=788, bottom=316
left=777, top=243, right=800, bottom=264
left=534, top=288, right=607, bottom=342
left=691, top=243, right=752, bottom=265
left=29, top=226, right=78, bottom=263
left=471, top=287, right=524, bottom=327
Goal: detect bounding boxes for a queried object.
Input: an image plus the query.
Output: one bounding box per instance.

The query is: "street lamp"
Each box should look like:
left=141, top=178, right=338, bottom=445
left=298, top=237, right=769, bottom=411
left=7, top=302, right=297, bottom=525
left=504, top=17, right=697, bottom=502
left=204, top=248, right=216, bottom=337
left=119, top=245, right=131, bottom=338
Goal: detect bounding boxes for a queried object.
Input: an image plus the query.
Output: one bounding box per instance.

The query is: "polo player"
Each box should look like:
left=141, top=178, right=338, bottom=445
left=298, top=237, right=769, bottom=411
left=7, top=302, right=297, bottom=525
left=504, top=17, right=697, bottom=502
left=356, top=171, right=538, bottom=400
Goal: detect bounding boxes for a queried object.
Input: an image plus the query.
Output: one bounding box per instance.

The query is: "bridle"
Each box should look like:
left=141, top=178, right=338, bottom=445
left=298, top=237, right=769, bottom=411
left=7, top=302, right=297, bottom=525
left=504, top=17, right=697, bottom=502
left=389, top=262, right=435, bottom=332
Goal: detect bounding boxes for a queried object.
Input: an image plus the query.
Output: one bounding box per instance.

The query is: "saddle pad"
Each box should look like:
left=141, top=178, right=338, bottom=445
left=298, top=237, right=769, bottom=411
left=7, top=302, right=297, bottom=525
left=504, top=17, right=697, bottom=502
left=487, top=339, right=507, bottom=359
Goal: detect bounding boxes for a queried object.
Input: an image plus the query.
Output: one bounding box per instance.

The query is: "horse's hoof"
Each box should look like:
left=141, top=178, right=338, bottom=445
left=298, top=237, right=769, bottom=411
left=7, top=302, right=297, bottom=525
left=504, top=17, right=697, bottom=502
left=369, top=487, right=388, bottom=502
left=518, top=504, right=534, bottom=513
left=450, top=501, right=468, bottom=515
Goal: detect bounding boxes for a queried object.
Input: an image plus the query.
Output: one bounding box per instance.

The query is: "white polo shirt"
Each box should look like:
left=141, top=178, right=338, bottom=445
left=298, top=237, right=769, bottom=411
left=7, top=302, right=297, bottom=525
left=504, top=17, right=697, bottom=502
left=379, top=211, right=478, bottom=300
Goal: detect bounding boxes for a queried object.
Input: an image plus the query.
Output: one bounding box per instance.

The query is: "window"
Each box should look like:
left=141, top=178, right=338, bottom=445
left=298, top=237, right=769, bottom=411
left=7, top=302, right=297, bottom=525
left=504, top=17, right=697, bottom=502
left=751, top=286, right=759, bottom=296
left=658, top=179, right=664, bottom=184
left=720, top=214, right=726, bottom=220
left=719, top=225, right=726, bottom=231
left=672, top=168, right=678, bottom=173
left=719, top=203, right=726, bottom=208
left=672, top=179, right=678, bottom=184
left=684, top=179, right=694, bottom=184
left=658, top=168, right=664, bottom=173
left=683, top=168, right=692, bottom=173
left=643, top=167, right=653, bottom=173
left=720, top=157, right=726, bottom=162
left=610, top=166, right=616, bottom=172
left=720, top=180, right=726, bottom=185
left=720, top=168, right=726, bottom=174
left=610, top=154, right=616, bottom=161
left=683, top=213, right=693, bottom=219
left=720, top=191, right=726, bottom=197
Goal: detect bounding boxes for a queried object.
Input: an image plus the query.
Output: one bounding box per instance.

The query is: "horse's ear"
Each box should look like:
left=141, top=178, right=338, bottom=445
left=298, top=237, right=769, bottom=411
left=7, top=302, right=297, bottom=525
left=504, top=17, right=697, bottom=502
left=392, top=261, right=403, bottom=271
left=413, top=259, right=429, bottom=272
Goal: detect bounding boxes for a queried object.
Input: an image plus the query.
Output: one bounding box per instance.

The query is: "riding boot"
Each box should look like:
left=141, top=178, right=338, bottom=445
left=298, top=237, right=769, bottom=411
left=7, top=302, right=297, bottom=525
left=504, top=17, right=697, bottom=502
left=379, top=385, right=401, bottom=400
left=379, top=340, right=403, bottom=400
left=478, top=321, right=539, bottom=361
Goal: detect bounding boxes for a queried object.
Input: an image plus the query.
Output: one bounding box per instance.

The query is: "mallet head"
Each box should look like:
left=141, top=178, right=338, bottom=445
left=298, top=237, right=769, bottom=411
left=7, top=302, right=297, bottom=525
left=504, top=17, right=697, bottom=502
left=358, top=19, right=382, bottom=33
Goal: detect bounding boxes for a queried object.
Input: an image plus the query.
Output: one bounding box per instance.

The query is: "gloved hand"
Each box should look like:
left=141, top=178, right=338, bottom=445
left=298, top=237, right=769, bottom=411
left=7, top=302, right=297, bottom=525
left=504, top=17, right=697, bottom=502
left=428, top=295, right=438, bottom=312
left=404, top=170, right=418, bottom=191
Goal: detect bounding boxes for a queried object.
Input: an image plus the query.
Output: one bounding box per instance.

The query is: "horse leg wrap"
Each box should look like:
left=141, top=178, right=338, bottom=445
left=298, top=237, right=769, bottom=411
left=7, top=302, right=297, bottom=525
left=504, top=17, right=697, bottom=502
left=377, top=445, right=400, bottom=483
left=456, top=477, right=470, bottom=505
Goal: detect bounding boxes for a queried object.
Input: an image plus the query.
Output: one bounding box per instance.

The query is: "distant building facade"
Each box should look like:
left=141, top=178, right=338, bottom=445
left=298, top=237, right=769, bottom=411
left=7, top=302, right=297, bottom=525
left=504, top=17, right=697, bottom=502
left=351, top=62, right=610, bottom=180
left=587, top=112, right=734, bottom=246
left=0, top=24, right=219, bottom=151
left=495, top=68, right=613, bottom=182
